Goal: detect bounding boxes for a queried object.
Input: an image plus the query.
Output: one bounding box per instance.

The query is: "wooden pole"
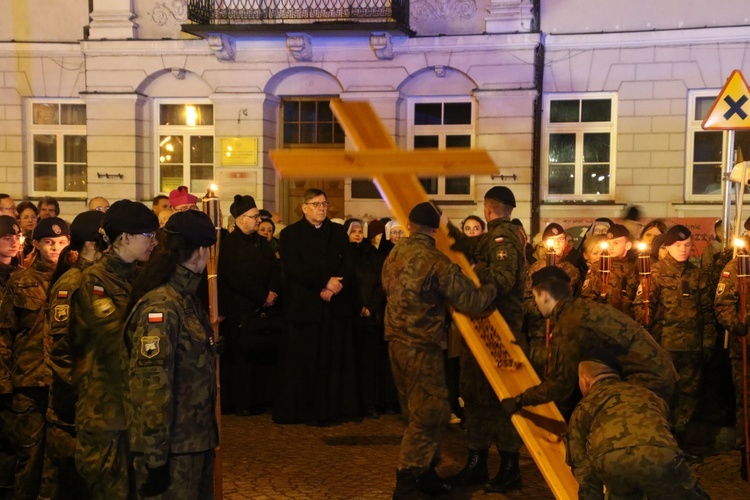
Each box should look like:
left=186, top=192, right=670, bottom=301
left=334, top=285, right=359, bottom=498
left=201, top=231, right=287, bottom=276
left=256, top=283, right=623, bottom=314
left=737, top=247, right=750, bottom=481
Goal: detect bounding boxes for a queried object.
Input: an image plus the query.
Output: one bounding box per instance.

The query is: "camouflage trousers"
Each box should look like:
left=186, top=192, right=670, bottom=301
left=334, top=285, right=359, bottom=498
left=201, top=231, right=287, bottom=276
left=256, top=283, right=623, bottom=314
left=459, top=348, right=520, bottom=453
left=388, top=341, right=450, bottom=471
left=76, top=429, right=131, bottom=500
left=41, top=423, right=88, bottom=500
left=594, top=445, right=709, bottom=500
left=12, top=387, right=51, bottom=500
left=730, top=351, right=750, bottom=447
left=132, top=451, right=214, bottom=500
left=0, top=401, right=14, bottom=491
left=668, top=351, right=702, bottom=436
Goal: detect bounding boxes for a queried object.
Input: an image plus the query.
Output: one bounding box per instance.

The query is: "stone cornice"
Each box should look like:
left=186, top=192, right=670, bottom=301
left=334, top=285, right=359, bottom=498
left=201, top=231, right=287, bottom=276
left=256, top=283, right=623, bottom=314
left=546, top=25, right=750, bottom=50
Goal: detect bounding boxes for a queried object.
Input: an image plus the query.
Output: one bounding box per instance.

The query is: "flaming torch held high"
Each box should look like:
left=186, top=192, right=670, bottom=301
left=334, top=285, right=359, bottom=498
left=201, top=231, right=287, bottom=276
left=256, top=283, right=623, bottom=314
left=599, top=240, right=611, bottom=300
left=637, top=241, right=652, bottom=327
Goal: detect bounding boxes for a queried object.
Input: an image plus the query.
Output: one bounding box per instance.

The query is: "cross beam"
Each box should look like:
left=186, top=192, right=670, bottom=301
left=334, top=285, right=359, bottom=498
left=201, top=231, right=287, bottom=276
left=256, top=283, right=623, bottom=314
left=269, top=99, right=578, bottom=499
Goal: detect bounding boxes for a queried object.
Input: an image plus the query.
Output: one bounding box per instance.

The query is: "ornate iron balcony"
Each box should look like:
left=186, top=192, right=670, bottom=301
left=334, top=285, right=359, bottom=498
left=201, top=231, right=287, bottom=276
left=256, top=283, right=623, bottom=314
left=186, top=0, right=410, bottom=30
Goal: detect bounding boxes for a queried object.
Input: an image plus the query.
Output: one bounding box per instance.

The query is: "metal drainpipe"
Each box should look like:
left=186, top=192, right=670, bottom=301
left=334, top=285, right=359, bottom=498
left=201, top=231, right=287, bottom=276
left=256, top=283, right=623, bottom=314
left=530, top=37, right=545, bottom=237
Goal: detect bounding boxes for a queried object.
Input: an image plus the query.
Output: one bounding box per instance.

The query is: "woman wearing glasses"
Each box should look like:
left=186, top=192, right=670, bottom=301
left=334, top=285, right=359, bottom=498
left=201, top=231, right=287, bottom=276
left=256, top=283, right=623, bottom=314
left=69, top=199, right=159, bottom=498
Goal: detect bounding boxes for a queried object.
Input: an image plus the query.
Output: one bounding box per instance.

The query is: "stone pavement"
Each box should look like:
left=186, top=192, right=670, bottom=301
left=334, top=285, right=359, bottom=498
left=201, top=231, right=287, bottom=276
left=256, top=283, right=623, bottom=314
left=220, top=413, right=750, bottom=499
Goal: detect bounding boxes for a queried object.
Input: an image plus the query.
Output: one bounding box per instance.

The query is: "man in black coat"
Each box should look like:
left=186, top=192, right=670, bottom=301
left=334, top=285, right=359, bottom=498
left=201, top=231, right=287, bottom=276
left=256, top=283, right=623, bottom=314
left=218, top=195, right=281, bottom=415
left=273, top=189, right=359, bottom=425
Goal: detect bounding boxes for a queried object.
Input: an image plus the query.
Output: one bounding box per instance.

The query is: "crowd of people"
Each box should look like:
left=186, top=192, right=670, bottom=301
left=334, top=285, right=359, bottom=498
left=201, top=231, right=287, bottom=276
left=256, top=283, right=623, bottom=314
left=0, top=184, right=748, bottom=499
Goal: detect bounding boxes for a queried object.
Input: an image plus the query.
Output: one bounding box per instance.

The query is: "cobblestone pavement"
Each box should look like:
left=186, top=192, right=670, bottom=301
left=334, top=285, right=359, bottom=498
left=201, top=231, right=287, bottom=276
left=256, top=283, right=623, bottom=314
left=220, top=413, right=750, bottom=499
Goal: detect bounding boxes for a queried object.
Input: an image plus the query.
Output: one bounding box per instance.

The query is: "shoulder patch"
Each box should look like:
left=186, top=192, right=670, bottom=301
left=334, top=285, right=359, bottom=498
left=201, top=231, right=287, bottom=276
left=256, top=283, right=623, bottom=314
left=636, top=284, right=643, bottom=296
left=92, top=285, right=105, bottom=296
left=57, top=290, right=69, bottom=299
left=92, top=297, right=115, bottom=318
left=716, top=282, right=726, bottom=296
left=495, top=237, right=504, bottom=243
left=140, top=336, right=160, bottom=359
left=496, top=249, right=508, bottom=261
left=148, top=312, right=164, bottom=324
left=722, top=271, right=730, bottom=278
left=54, top=305, right=69, bottom=323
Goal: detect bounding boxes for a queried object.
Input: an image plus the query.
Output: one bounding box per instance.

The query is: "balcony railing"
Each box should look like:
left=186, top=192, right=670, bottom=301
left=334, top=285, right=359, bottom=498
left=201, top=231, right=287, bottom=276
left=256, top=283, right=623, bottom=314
left=186, top=0, right=410, bottom=28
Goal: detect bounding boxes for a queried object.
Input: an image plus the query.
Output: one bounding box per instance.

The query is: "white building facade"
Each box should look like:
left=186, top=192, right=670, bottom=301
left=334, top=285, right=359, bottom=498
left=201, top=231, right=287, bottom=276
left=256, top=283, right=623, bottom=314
left=0, top=0, right=749, bottom=234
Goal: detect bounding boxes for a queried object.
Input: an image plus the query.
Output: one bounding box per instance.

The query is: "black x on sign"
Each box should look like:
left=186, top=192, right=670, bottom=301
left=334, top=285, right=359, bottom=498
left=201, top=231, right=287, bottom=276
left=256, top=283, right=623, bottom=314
left=703, top=70, right=750, bottom=130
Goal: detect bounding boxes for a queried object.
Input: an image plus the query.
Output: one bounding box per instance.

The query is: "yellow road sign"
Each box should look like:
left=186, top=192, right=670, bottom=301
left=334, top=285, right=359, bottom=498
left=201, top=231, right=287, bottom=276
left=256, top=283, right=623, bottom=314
left=702, top=70, right=750, bottom=130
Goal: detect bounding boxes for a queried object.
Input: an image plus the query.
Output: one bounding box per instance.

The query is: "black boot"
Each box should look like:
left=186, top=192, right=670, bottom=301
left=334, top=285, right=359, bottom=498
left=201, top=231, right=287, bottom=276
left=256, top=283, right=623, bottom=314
left=393, top=469, right=428, bottom=500
left=417, top=467, right=452, bottom=497
left=448, top=448, right=489, bottom=486
left=484, top=451, right=522, bottom=494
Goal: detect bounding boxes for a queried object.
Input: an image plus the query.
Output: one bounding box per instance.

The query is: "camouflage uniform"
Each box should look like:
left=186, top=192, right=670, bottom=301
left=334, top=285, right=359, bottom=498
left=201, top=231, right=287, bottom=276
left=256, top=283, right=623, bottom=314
left=0, top=260, right=19, bottom=493
left=449, top=217, right=526, bottom=453
left=123, top=264, right=219, bottom=499
left=632, top=254, right=714, bottom=435
left=580, top=255, right=639, bottom=317
left=382, top=232, right=496, bottom=471
left=520, top=297, right=677, bottom=407
left=0, top=258, right=54, bottom=500
left=523, top=258, right=581, bottom=377
left=41, top=258, right=96, bottom=499
left=70, top=252, right=139, bottom=498
left=714, top=257, right=750, bottom=448
left=567, top=378, right=709, bottom=500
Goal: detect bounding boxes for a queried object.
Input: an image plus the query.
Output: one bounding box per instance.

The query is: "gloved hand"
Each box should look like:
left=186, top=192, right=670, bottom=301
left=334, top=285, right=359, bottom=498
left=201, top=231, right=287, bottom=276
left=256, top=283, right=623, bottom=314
left=734, top=323, right=749, bottom=338
left=141, top=463, right=170, bottom=497
left=500, top=395, right=523, bottom=415
left=213, top=335, right=226, bottom=355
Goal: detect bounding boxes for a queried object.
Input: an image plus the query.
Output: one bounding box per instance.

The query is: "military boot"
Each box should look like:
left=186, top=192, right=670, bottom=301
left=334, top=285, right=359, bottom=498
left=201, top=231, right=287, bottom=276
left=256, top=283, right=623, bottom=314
left=417, top=466, right=452, bottom=497
left=392, top=469, right=428, bottom=500
left=484, top=451, right=522, bottom=493
left=448, top=448, right=489, bottom=486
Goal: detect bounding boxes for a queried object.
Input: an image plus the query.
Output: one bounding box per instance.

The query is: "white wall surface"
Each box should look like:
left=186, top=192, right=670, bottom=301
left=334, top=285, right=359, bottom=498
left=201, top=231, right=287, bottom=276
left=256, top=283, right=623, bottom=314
left=0, top=1, right=88, bottom=42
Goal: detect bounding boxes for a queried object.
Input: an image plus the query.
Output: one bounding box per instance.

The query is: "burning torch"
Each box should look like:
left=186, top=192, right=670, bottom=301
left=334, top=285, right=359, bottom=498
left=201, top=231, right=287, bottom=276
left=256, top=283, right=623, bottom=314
left=544, top=238, right=555, bottom=350
left=599, top=240, right=611, bottom=300
left=637, top=241, right=652, bottom=327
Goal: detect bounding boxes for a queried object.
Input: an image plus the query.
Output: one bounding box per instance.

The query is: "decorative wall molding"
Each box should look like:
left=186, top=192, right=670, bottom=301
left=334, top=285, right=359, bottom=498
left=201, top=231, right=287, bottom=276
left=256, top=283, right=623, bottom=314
left=370, top=32, right=394, bottom=60
left=486, top=0, right=534, bottom=33
left=207, top=34, right=236, bottom=62
left=150, top=0, right=187, bottom=26
left=286, top=33, right=313, bottom=62
left=412, top=0, right=477, bottom=21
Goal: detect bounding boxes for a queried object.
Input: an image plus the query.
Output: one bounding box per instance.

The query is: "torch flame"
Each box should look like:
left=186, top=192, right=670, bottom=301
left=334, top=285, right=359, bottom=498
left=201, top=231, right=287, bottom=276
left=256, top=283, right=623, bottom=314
left=735, top=238, right=746, bottom=249
left=637, top=242, right=647, bottom=252
left=600, top=241, right=609, bottom=251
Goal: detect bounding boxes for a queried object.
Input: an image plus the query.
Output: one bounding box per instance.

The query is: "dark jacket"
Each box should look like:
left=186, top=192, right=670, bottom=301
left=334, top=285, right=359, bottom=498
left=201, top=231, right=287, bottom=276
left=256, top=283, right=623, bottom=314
left=350, top=241, right=386, bottom=324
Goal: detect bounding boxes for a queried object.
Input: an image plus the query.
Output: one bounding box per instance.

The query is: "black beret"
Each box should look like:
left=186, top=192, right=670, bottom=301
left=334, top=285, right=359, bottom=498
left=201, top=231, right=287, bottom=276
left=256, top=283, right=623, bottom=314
left=408, top=202, right=440, bottom=229
left=744, top=217, right=750, bottom=231
left=580, top=346, right=622, bottom=374
left=650, top=234, right=665, bottom=261
left=103, top=200, right=159, bottom=240
left=531, top=266, right=571, bottom=288
left=542, top=223, right=565, bottom=240
left=662, top=224, right=691, bottom=247
left=164, top=210, right=217, bottom=247
left=484, top=186, right=516, bottom=207
left=32, top=216, right=70, bottom=240
left=230, top=195, right=257, bottom=219
left=70, top=210, right=105, bottom=248
left=605, top=224, right=631, bottom=240
left=0, top=215, right=21, bottom=237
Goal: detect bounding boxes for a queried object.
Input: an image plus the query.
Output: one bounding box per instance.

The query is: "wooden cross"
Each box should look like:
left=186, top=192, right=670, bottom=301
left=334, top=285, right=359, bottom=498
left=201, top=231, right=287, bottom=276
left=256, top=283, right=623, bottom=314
left=269, top=99, right=578, bottom=499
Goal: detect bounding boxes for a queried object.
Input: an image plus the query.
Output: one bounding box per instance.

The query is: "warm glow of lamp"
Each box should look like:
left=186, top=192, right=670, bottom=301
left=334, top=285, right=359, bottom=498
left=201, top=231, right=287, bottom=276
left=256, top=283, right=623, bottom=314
left=186, top=105, right=197, bottom=127
left=735, top=238, right=746, bottom=249
left=637, top=242, right=647, bottom=253
left=600, top=241, right=609, bottom=251
left=546, top=238, right=554, bottom=249
left=209, top=183, right=218, bottom=192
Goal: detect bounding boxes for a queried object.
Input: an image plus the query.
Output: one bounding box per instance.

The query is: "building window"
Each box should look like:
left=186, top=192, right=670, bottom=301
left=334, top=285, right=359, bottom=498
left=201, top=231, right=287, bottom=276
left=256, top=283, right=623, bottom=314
left=281, top=98, right=345, bottom=147
left=28, top=101, right=87, bottom=195
left=156, top=102, right=214, bottom=194
left=686, top=91, right=750, bottom=200
left=542, top=94, right=617, bottom=201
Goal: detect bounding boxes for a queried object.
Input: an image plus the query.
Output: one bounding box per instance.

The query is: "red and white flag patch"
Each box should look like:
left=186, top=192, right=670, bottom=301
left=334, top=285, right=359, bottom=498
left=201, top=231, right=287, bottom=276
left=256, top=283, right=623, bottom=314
left=57, top=290, right=69, bottom=299
left=93, top=285, right=105, bottom=296
left=148, top=312, right=164, bottom=324
left=722, top=271, right=731, bottom=278
left=495, top=237, right=504, bottom=243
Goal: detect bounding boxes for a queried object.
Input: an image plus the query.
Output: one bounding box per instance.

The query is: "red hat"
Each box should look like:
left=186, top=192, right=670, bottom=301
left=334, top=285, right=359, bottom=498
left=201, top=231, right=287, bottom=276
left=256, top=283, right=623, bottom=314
left=168, top=186, right=198, bottom=208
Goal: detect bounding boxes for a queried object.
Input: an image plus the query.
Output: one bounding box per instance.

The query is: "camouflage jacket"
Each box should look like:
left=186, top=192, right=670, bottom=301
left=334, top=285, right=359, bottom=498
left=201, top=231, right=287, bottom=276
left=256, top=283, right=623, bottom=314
left=0, top=258, right=54, bottom=392
left=70, top=252, right=138, bottom=431
left=123, top=264, right=219, bottom=467
left=632, top=254, right=714, bottom=351
left=520, top=296, right=677, bottom=406
left=0, top=261, right=20, bottom=303
left=45, top=257, right=96, bottom=427
left=523, top=258, right=581, bottom=341
left=566, top=378, right=677, bottom=499
left=448, top=217, right=525, bottom=334
left=382, top=232, right=496, bottom=350
left=580, top=255, right=639, bottom=316
left=714, top=257, right=750, bottom=358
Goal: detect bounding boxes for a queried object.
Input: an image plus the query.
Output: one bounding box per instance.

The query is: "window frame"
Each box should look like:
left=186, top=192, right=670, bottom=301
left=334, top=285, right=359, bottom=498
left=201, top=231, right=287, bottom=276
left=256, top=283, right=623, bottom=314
left=26, top=99, right=88, bottom=198
left=280, top=97, right=346, bottom=149
left=153, top=98, right=215, bottom=195
left=541, top=93, right=618, bottom=202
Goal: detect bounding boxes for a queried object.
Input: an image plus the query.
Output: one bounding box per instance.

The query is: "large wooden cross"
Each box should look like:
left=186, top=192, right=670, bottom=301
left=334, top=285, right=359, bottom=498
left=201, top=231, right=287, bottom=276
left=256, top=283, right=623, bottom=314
left=269, top=99, right=578, bottom=499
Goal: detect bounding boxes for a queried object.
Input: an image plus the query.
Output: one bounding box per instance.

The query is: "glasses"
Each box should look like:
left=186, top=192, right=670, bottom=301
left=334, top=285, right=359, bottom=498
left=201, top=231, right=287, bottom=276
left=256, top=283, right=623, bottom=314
left=139, top=232, right=156, bottom=240
left=94, top=206, right=109, bottom=213
left=305, top=202, right=330, bottom=209
left=240, top=214, right=261, bottom=221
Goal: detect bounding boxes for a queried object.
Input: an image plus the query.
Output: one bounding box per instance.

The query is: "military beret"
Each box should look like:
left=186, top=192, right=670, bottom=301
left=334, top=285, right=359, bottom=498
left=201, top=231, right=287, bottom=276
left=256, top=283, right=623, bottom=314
left=662, top=225, right=691, bottom=247
left=542, top=223, right=565, bottom=240
left=650, top=234, right=666, bottom=261
left=744, top=216, right=750, bottom=231
left=70, top=210, right=105, bottom=248
left=580, top=346, right=623, bottom=374
left=0, top=215, right=21, bottom=237
left=408, top=202, right=441, bottom=229
left=484, top=186, right=516, bottom=207
left=605, top=224, right=631, bottom=240
left=103, top=200, right=159, bottom=241
left=531, top=266, right=571, bottom=288
left=32, top=216, right=70, bottom=240
left=230, top=194, right=257, bottom=219
left=164, top=210, right=217, bottom=248
left=168, top=186, right=198, bottom=208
